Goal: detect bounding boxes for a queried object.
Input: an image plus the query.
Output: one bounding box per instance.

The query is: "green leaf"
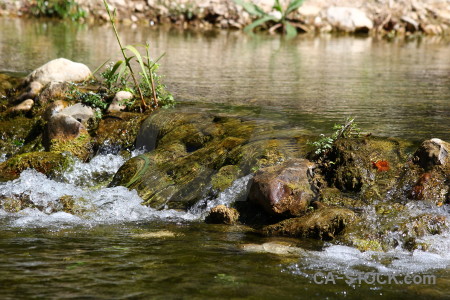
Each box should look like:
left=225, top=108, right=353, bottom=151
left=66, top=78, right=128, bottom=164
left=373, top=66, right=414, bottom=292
left=117, top=62, right=127, bottom=82
left=244, top=15, right=277, bottom=33
left=286, top=0, right=304, bottom=15
left=233, top=0, right=265, bottom=17
left=284, top=22, right=297, bottom=38
left=124, top=45, right=151, bottom=88
left=273, top=0, right=282, bottom=13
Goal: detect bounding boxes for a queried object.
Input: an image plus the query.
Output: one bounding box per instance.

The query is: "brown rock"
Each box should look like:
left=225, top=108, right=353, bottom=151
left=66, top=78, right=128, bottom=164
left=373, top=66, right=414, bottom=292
left=262, top=207, right=356, bottom=240
left=205, top=205, right=239, bottom=225
left=414, top=138, right=449, bottom=170
left=248, top=159, right=316, bottom=217
left=47, top=113, right=86, bottom=141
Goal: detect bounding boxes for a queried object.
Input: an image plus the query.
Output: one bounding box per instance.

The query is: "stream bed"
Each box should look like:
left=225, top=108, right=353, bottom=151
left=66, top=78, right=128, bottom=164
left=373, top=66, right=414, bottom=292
left=0, top=18, right=450, bottom=299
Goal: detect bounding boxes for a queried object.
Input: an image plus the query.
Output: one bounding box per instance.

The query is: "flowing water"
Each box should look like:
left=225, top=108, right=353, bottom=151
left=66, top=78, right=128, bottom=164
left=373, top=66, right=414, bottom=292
left=1, top=18, right=450, bottom=299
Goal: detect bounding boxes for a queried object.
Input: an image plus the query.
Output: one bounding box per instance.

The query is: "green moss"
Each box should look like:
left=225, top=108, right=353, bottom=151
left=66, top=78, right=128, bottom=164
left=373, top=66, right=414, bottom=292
left=352, top=238, right=383, bottom=252
left=0, top=151, right=73, bottom=181
left=95, top=112, right=148, bottom=151
left=211, top=165, right=241, bottom=191
left=58, top=195, right=93, bottom=216
left=50, top=133, right=93, bottom=161
left=323, top=136, right=414, bottom=201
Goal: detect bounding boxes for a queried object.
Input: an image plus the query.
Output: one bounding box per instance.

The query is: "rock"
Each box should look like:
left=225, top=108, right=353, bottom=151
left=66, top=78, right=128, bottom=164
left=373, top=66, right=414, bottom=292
left=248, top=159, right=316, bottom=217
left=43, top=100, right=70, bottom=121
left=111, top=107, right=307, bottom=209
left=211, top=165, right=241, bottom=192
left=25, top=58, right=91, bottom=85
left=9, top=99, right=34, bottom=113
left=205, top=205, right=239, bottom=225
left=107, top=91, right=133, bottom=112
left=47, top=113, right=86, bottom=141
left=0, top=116, right=38, bottom=157
left=95, top=111, right=146, bottom=152
left=45, top=112, right=93, bottom=161
left=0, top=151, right=73, bottom=182
left=18, top=81, right=43, bottom=101
left=60, top=103, right=95, bottom=127
left=323, top=136, right=412, bottom=201
left=326, top=7, right=373, bottom=32
left=414, top=138, right=449, bottom=170
left=262, top=207, right=356, bottom=240
left=401, top=15, right=419, bottom=32
left=241, top=241, right=306, bottom=256
left=298, top=4, right=321, bottom=18
left=37, top=82, right=71, bottom=105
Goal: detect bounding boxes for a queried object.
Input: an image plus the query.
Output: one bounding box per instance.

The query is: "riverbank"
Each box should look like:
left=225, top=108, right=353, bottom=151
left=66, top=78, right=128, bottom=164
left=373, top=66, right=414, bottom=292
left=1, top=0, right=449, bottom=35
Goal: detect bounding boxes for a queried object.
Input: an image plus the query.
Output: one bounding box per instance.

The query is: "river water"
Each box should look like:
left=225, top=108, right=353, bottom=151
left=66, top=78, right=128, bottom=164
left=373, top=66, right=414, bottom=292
left=0, top=18, right=450, bottom=299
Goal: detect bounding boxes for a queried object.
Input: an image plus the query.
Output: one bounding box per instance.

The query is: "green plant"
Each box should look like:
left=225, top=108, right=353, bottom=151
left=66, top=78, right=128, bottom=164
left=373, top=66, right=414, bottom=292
left=102, top=0, right=173, bottom=110
left=30, top=0, right=86, bottom=21
left=309, top=117, right=361, bottom=156
left=234, top=0, right=304, bottom=37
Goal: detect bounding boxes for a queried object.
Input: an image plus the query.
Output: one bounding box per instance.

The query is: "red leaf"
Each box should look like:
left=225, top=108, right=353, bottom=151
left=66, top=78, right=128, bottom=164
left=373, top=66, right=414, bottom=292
left=372, top=160, right=389, bottom=172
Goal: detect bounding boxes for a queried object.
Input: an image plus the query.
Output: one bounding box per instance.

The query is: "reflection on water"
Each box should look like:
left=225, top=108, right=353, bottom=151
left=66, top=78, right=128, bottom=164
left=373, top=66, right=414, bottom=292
left=0, top=17, right=450, bottom=299
left=0, top=18, right=449, bottom=141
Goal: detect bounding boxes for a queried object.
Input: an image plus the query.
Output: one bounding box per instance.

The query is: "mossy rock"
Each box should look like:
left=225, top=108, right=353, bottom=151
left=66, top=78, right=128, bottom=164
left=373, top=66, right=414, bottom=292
left=0, top=116, right=40, bottom=157
left=323, top=136, right=414, bottom=201
left=49, top=133, right=93, bottom=161
left=0, top=73, right=22, bottom=104
left=58, top=195, right=94, bottom=216
left=112, top=107, right=310, bottom=210
left=95, top=112, right=148, bottom=152
left=211, top=165, right=242, bottom=192
left=262, top=207, right=356, bottom=240
left=0, top=151, right=73, bottom=182
left=0, top=194, right=34, bottom=212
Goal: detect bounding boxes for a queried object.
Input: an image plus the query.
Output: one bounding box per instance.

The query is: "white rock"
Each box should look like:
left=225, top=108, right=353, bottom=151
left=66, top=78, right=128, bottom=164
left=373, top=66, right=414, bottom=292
left=26, top=58, right=92, bottom=85
left=108, top=91, right=133, bottom=112
left=11, top=99, right=34, bottom=112
left=299, top=4, right=322, bottom=17
left=326, top=7, right=373, bottom=32
left=60, top=103, right=95, bottom=126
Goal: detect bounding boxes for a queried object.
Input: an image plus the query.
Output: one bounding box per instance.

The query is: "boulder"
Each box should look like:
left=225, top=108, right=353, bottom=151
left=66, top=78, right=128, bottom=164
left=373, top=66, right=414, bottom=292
left=25, top=58, right=91, bottom=85
left=326, top=7, right=373, bottom=32
left=248, top=159, right=316, bottom=217
left=262, top=207, right=356, bottom=240
left=107, top=91, right=133, bottom=112
left=205, top=205, right=239, bottom=225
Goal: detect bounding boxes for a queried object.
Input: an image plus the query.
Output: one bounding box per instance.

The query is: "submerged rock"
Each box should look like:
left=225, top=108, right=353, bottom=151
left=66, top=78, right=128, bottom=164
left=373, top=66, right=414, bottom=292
left=25, top=58, right=91, bottom=86
left=205, top=205, right=239, bottom=225
left=241, top=241, right=306, bottom=256
left=263, top=207, right=356, bottom=240
left=248, top=159, right=316, bottom=217
left=111, top=107, right=307, bottom=209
